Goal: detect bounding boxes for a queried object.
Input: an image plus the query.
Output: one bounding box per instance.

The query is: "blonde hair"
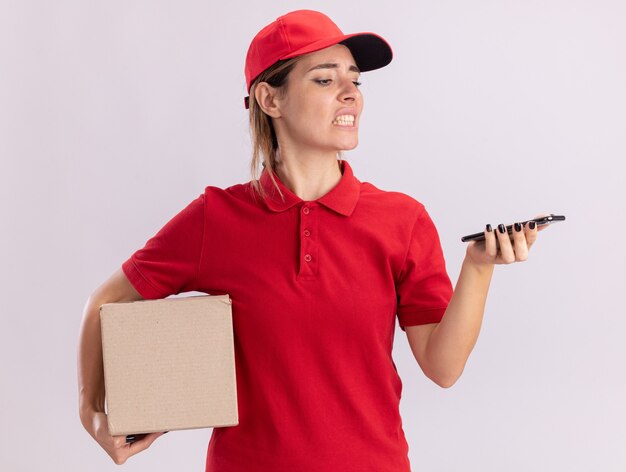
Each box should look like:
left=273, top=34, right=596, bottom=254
left=247, top=57, right=300, bottom=202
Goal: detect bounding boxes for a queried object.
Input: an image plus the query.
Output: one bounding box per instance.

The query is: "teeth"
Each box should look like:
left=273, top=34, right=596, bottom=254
left=332, top=115, right=355, bottom=126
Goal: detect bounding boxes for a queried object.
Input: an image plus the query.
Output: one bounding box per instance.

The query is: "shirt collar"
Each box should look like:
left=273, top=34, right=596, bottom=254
left=259, top=160, right=361, bottom=217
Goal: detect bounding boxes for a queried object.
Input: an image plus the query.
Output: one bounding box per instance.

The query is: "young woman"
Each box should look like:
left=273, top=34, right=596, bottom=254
left=78, top=9, right=546, bottom=471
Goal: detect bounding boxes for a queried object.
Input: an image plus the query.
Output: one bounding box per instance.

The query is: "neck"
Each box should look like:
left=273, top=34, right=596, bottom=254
left=274, top=149, right=343, bottom=201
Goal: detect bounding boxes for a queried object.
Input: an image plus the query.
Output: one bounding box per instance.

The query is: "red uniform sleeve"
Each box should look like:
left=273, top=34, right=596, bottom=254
left=395, top=205, right=453, bottom=331
left=121, top=193, right=205, bottom=299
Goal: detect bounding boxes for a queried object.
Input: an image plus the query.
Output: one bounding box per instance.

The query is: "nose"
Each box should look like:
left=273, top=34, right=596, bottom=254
left=338, top=77, right=360, bottom=103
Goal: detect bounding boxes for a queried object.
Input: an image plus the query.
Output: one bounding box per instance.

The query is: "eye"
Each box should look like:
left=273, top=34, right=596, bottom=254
left=313, top=78, right=362, bottom=87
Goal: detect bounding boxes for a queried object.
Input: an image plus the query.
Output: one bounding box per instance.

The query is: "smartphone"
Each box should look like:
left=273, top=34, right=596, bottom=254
left=125, top=434, right=147, bottom=444
left=461, top=214, right=565, bottom=242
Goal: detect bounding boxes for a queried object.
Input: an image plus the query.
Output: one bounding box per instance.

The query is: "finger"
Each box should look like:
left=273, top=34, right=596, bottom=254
left=511, top=222, right=528, bottom=262
left=525, top=219, right=538, bottom=249
left=484, top=224, right=497, bottom=260
left=532, top=213, right=552, bottom=232
left=110, top=434, right=129, bottom=449
left=107, top=434, right=134, bottom=465
left=127, top=431, right=166, bottom=455
left=105, top=432, right=161, bottom=465
left=496, top=223, right=515, bottom=264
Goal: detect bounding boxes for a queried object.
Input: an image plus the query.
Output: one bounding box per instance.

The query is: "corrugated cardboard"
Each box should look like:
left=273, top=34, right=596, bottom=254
left=100, top=294, right=238, bottom=436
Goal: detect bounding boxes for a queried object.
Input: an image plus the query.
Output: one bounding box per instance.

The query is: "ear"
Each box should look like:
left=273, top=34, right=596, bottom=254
left=254, top=82, right=282, bottom=118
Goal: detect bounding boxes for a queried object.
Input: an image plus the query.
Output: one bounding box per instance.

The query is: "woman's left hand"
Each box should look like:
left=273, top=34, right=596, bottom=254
left=465, top=215, right=550, bottom=267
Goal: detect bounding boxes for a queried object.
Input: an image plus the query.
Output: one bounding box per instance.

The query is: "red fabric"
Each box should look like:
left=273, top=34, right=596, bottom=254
left=122, top=159, right=453, bottom=472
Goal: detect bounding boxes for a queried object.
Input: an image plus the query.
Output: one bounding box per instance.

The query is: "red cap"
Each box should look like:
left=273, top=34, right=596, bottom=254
left=244, top=10, right=393, bottom=108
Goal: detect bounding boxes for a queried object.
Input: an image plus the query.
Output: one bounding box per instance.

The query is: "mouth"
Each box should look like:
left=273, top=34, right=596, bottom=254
left=332, top=114, right=356, bottom=127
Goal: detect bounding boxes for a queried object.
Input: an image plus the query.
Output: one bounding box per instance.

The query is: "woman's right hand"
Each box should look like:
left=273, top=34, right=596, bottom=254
left=85, top=409, right=165, bottom=465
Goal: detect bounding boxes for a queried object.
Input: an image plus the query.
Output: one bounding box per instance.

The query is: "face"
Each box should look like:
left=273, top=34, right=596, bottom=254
left=266, top=44, right=363, bottom=156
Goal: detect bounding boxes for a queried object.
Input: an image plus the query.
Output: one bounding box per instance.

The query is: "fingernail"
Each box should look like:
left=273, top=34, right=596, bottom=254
left=498, top=224, right=506, bottom=234
left=529, top=221, right=536, bottom=230
left=514, top=222, right=522, bottom=232
left=486, top=224, right=492, bottom=232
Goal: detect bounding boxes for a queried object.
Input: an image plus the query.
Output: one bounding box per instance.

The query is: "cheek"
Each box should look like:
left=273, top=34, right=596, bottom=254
left=283, top=92, right=338, bottom=131
left=300, top=106, right=330, bottom=130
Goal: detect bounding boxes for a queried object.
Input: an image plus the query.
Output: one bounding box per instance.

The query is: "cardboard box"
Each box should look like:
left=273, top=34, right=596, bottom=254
left=100, top=294, right=239, bottom=436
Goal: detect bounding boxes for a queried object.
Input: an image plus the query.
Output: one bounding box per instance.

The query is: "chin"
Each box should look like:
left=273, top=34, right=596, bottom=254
left=338, top=140, right=359, bottom=151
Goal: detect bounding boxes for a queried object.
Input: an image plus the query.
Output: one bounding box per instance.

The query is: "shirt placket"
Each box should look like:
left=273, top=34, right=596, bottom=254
left=298, top=203, right=319, bottom=279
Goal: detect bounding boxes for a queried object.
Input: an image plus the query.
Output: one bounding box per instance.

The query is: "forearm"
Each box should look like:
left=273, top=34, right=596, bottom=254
left=77, top=268, right=144, bottom=432
left=77, top=269, right=159, bottom=463
left=425, top=257, right=494, bottom=386
left=77, top=297, right=107, bottom=431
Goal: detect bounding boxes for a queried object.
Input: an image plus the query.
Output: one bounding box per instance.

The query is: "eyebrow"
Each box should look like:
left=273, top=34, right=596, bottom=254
left=306, top=62, right=361, bottom=74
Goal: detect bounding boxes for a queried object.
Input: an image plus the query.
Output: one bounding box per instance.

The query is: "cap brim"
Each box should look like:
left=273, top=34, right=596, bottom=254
left=340, top=33, right=393, bottom=72
left=281, top=32, right=392, bottom=72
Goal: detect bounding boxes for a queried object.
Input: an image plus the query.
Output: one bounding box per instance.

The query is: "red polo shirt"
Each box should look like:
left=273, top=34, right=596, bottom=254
left=122, top=159, right=453, bottom=472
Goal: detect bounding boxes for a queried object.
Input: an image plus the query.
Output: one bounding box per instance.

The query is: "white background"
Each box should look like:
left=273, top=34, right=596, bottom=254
left=1, top=1, right=624, bottom=470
